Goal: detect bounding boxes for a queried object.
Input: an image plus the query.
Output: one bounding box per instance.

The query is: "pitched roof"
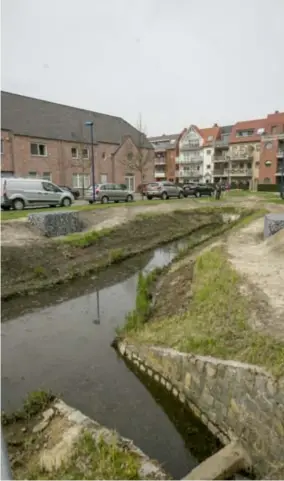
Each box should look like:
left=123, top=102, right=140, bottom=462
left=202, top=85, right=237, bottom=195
left=1, top=91, right=152, bottom=148
left=199, top=126, right=221, bottom=146
left=148, top=133, right=180, bottom=142
left=229, top=118, right=267, bottom=144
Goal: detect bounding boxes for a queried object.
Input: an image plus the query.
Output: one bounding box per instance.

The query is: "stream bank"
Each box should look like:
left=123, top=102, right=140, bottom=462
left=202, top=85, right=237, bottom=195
left=1, top=207, right=245, bottom=300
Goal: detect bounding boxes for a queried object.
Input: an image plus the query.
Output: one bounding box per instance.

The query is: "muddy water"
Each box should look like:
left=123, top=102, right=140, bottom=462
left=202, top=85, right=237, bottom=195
left=1, top=239, right=217, bottom=478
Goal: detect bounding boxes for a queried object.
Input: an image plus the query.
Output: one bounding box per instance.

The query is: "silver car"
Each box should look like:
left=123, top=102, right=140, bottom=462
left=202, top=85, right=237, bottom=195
left=85, top=183, right=134, bottom=204
left=145, top=181, right=183, bottom=200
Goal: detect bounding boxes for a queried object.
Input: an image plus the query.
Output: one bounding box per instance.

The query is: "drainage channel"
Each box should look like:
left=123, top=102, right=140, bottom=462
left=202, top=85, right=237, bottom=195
left=2, top=237, right=220, bottom=479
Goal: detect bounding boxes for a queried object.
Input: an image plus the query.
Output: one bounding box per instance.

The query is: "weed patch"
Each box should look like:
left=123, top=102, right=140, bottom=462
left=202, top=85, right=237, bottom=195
left=2, top=390, right=54, bottom=425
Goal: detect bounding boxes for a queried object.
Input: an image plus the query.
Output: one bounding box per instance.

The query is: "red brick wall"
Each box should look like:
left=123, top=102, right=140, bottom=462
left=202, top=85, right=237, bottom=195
left=166, top=148, right=176, bottom=180
left=259, top=139, right=278, bottom=184
left=1, top=132, right=154, bottom=190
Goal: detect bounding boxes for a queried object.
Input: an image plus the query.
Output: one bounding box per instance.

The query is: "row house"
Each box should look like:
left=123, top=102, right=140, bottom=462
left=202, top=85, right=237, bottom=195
left=1, top=91, right=154, bottom=192
left=259, top=111, right=284, bottom=186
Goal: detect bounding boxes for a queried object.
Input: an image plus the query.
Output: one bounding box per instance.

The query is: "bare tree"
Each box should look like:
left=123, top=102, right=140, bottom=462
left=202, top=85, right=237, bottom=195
left=121, top=113, right=152, bottom=198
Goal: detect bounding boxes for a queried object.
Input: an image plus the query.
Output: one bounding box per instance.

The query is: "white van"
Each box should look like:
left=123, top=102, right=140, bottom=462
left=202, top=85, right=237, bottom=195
left=1, top=177, right=74, bottom=211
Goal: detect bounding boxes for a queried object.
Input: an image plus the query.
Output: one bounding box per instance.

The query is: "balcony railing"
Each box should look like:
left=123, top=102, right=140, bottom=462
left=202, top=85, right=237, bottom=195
left=229, top=153, right=253, bottom=161
left=176, top=157, right=203, bottom=164
left=154, top=158, right=166, bottom=165
left=154, top=171, right=166, bottom=178
left=213, top=155, right=230, bottom=162
left=180, top=144, right=200, bottom=152
left=176, top=170, right=201, bottom=178
left=277, top=150, right=284, bottom=158
left=213, top=168, right=252, bottom=177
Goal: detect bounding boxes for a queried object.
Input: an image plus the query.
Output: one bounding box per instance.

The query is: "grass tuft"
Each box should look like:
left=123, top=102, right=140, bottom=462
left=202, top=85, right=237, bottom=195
left=26, top=431, right=142, bottom=480
left=58, top=228, right=112, bottom=248
left=2, top=390, right=54, bottom=425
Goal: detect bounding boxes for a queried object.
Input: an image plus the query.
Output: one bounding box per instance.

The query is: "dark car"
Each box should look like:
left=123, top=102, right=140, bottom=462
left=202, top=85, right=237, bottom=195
left=59, top=185, right=80, bottom=199
left=182, top=183, right=215, bottom=198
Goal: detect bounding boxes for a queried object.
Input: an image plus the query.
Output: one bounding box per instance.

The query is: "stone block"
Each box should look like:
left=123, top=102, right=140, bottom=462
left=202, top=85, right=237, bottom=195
left=264, top=213, right=284, bottom=238
left=28, top=210, right=84, bottom=237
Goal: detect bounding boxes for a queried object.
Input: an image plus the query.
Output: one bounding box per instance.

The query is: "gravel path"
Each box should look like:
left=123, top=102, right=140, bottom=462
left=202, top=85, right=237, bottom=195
left=227, top=218, right=284, bottom=340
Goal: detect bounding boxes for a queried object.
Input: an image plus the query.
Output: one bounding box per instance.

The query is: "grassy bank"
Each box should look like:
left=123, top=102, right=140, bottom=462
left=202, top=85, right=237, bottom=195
left=1, top=208, right=230, bottom=301
left=2, top=392, right=152, bottom=480
left=124, top=245, right=284, bottom=377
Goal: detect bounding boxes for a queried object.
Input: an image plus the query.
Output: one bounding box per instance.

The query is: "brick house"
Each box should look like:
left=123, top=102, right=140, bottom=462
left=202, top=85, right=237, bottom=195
left=1, top=91, right=154, bottom=193
left=149, top=130, right=186, bottom=182
left=259, top=111, right=284, bottom=186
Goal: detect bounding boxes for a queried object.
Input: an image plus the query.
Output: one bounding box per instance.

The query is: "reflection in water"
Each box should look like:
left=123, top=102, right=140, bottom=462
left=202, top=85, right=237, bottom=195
left=1, top=237, right=213, bottom=479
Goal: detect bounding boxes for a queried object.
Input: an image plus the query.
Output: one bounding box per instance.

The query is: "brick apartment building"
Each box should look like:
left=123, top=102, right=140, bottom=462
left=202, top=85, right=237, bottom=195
left=1, top=91, right=154, bottom=192
left=150, top=111, right=284, bottom=188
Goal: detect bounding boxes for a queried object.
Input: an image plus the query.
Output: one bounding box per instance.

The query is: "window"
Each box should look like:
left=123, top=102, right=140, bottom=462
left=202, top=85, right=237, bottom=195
left=265, top=142, right=273, bottom=150
left=236, top=130, right=254, bottom=137
left=42, top=172, right=51, bottom=181
left=207, top=165, right=211, bottom=169
left=125, top=175, right=135, bottom=191
left=100, top=174, right=107, bottom=183
left=30, top=143, right=47, bottom=156
left=42, top=182, right=61, bottom=193
left=28, top=171, right=37, bottom=177
left=127, top=152, right=133, bottom=161
left=102, top=152, right=106, bottom=159
left=71, top=147, right=78, bottom=159
left=263, top=177, right=271, bottom=184
left=206, top=149, right=211, bottom=154
left=72, top=173, right=90, bottom=188
left=82, top=149, right=89, bottom=159
left=271, top=126, right=277, bottom=134
left=207, top=136, right=213, bottom=141
left=1, top=139, right=3, bottom=154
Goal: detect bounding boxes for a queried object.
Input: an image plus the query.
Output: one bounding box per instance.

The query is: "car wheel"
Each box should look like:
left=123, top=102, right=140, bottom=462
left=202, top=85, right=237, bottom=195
left=114, top=200, right=119, bottom=203
left=12, top=198, right=25, bottom=211
left=161, top=192, right=168, bottom=200
left=61, top=197, right=71, bottom=207
left=101, top=196, right=109, bottom=204
left=147, top=195, right=152, bottom=200
left=89, top=200, right=93, bottom=204
left=126, top=194, right=133, bottom=202
left=178, top=192, right=184, bottom=199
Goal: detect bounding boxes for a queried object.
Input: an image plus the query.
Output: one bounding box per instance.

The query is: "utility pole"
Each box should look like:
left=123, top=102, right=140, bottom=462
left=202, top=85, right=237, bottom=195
left=85, top=121, right=95, bottom=202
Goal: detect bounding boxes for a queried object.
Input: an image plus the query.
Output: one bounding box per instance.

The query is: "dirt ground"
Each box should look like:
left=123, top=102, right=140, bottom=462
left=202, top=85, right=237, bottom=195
left=227, top=218, right=284, bottom=340
left=1, top=195, right=279, bottom=247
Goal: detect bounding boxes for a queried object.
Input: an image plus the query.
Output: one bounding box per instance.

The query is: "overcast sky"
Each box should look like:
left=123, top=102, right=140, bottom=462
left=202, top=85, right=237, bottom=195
left=1, top=0, right=284, bottom=135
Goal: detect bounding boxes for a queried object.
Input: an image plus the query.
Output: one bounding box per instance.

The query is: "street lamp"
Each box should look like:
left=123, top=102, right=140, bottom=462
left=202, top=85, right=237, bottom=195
left=85, top=120, right=95, bottom=202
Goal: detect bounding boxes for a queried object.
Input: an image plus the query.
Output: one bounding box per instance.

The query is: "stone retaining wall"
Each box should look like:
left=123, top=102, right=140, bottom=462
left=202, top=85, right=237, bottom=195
left=117, top=342, right=284, bottom=479
left=28, top=210, right=84, bottom=237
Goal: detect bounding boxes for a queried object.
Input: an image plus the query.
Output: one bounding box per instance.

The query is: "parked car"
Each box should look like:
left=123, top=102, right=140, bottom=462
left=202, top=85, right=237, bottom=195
left=145, top=181, right=183, bottom=200
left=1, top=177, right=74, bottom=210
left=59, top=185, right=80, bottom=199
left=182, top=183, right=215, bottom=198
left=85, top=183, right=134, bottom=204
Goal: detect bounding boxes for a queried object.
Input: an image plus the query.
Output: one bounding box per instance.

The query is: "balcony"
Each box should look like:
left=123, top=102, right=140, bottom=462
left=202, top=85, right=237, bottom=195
left=176, top=156, right=203, bottom=164
left=228, top=168, right=252, bottom=177
left=277, top=149, right=284, bottom=158
left=155, top=158, right=166, bottom=165
left=176, top=170, right=201, bottom=178
left=229, top=153, right=253, bottom=161
left=154, top=171, right=166, bottom=178
left=180, top=144, right=200, bottom=152
left=213, top=155, right=230, bottom=163
left=214, top=139, right=229, bottom=149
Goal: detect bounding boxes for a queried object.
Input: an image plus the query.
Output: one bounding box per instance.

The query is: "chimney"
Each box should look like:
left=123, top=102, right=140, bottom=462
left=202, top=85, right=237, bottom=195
left=213, top=123, right=218, bottom=127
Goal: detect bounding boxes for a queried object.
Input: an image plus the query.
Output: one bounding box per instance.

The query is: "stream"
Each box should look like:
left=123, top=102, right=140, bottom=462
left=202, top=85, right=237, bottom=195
left=1, top=238, right=219, bottom=479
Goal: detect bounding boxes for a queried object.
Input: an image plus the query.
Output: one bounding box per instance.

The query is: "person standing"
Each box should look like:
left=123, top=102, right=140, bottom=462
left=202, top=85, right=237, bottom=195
left=215, top=180, right=222, bottom=200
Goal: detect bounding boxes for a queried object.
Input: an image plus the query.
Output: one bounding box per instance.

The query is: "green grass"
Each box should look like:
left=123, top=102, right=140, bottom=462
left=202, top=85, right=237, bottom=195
left=26, top=431, right=142, bottom=480
left=130, top=247, right=284, bottom=377
left=58, top=227, right=112, bottom=247
left=2, top=390, right=54, bottom=425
